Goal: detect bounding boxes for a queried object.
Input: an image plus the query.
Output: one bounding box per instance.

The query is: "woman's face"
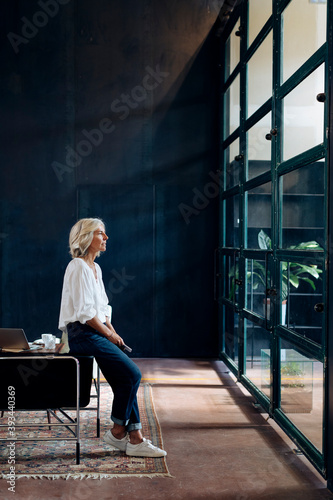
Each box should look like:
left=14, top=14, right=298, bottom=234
left=89, top=225, right=108, bottom=254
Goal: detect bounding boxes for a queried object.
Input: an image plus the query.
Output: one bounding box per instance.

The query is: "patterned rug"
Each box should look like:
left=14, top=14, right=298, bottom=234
left=0, top=383, right=170, bottom=480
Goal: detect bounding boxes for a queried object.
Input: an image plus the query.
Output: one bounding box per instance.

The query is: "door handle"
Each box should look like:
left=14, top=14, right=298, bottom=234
left=265, top=129, right=278, bottom=141
left=314, top=303, right=324, bottom=313
left=316, top=93, right=326, bottom=103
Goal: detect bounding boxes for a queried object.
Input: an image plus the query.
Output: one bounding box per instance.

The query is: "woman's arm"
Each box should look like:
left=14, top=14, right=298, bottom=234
left=86, top=316, right=125, bottom=347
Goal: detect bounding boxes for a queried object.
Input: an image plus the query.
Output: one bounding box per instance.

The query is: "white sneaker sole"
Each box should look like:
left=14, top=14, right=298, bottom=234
left=126, top=439, right=167, bottom=457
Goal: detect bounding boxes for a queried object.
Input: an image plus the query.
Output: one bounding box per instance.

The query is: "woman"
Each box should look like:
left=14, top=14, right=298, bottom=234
left=58, top=218, right=166, bottom=458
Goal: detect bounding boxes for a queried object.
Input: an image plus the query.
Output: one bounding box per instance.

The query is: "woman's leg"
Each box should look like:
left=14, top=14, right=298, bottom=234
left=67, top=322, right=166, bottom=456
left=67, top=322, right=142, bottom=430
left=95, top=350, right=142, bottom=430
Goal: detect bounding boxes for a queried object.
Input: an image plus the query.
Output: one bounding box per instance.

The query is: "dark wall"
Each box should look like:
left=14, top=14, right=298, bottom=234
left=0, top=0, right=223, bottom=357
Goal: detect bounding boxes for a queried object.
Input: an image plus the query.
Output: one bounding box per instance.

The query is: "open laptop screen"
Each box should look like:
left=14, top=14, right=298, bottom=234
left=0, top=328, right=40, bottom=352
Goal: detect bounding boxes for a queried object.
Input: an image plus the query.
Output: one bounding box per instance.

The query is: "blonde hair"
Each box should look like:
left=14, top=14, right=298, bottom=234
left=69, top=218, right=105, bottom=258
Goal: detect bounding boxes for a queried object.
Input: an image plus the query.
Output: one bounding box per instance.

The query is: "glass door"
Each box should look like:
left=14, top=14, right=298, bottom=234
left=217, top=0, right=328, bottom=476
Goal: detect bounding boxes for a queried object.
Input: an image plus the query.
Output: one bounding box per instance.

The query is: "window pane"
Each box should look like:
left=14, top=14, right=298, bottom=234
left=246, top=182, right=272, bottom=248
left=280, top=340, right=323, bottom=453
left=225, top=18, right=241, bottom=80
left=246, top=258, right=266, bottom=318
left=248, top=0, right=272, bottom=47
left=247, top=31, right=273, bottom=117
left=245, top=319, right=271, bottom=399
left=224, top=75, right=240, bottom=139
left=281, top=161, right=325, bottom=249
left=247, top=112, right=272, bottom=180
left=280, top=257, right=324, bottom=345
left=282, top=0, right=327, bottom=83
left=225, top=139, right=241, bottom=190
left=282, top=64, right=325, bottom=162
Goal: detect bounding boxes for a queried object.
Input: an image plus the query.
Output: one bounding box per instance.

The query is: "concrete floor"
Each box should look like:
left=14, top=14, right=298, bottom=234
left=1, top=358, right=333, bottom=500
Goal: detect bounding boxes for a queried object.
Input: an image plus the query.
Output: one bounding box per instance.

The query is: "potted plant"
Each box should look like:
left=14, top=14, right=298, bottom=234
left=280, top=355, right=314, bottom=413
left=257, top=229, right=322, bottom=301
left=281, top=362, right=305, bottom=388
left=228, top=231, right=322, bottom=323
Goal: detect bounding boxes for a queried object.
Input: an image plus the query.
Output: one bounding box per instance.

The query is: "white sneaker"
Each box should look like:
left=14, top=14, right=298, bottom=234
left=126, top=438, right=167, bottom=457
left=103, top=429, right=128, bottom=451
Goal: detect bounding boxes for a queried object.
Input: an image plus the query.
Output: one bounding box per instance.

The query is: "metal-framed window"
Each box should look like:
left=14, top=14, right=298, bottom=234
left=216, top=0, right=330, bottom=478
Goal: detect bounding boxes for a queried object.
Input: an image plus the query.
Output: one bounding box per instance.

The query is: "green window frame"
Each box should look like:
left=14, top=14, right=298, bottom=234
left=217, top=0, right=330, bottom=478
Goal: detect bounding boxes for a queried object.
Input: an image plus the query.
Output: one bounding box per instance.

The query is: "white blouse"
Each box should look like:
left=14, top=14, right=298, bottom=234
left=58, top=258, right=112, bottom=333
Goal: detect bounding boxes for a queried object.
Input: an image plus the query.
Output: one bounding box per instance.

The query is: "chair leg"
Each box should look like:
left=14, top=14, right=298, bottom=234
left=96, top=366, right=100, bottom=438
left=47, top=410, right=52, bottom=430
left=0, top=411, right=4, bottom=418
left=97, top=417, right=100, bottom=438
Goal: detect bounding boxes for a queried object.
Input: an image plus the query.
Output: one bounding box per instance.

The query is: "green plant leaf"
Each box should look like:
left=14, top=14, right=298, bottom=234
left=252, top=261, right=266, bottom=273
left=258, top=230, right=271, bottom=250
left=294, top=264, right=322, bottom=279
left=253, top=231, right=322, bottom=300
left=288, top=275, right=299, bottom=288
left=281, top=262, right=288, bottom=272
left=289, top=241, right=322, bottom=250
left=250, top=271, right=265, bottom=287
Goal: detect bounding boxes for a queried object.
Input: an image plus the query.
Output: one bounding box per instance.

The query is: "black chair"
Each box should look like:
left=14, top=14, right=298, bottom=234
left=0, top=355, right=97, bottom=464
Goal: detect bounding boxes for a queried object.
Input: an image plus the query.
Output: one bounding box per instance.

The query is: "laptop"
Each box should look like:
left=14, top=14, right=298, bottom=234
left=0, top=328, right=42, bottom=352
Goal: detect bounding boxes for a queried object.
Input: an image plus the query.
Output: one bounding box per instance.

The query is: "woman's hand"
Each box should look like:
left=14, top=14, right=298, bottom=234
left=106, top=322, right=125, bottom=348
left=86, top=316, right=125, bottom=348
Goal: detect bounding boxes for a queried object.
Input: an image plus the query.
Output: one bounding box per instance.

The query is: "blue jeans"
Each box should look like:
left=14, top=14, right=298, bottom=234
left=67, top=322, right=142, bottom=431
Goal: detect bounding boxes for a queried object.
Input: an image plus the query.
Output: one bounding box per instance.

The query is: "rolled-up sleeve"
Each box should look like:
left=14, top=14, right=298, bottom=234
left=105, top=304, right=112, bottom=320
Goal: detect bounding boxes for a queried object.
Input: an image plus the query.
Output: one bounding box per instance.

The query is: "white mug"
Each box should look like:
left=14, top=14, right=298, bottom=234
left=42, top=333, right=56, bottom=349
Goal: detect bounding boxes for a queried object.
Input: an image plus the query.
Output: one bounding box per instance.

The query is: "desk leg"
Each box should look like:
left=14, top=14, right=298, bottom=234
left=76, top=442, right=80, bottom=465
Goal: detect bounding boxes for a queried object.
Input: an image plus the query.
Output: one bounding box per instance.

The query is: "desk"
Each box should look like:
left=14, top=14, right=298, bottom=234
left=0, top=343, right=64, bottom=356
left=0, top=346, right=100, bottom=464
left=0, top=353, right=82, bottom=463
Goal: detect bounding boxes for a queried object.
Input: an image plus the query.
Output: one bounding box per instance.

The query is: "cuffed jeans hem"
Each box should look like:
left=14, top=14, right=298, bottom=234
left=111, top=415, right=142, bottom=431
left=111, top=415, right=129, bottom=426
left=127, top=422, right=142, bottom=432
